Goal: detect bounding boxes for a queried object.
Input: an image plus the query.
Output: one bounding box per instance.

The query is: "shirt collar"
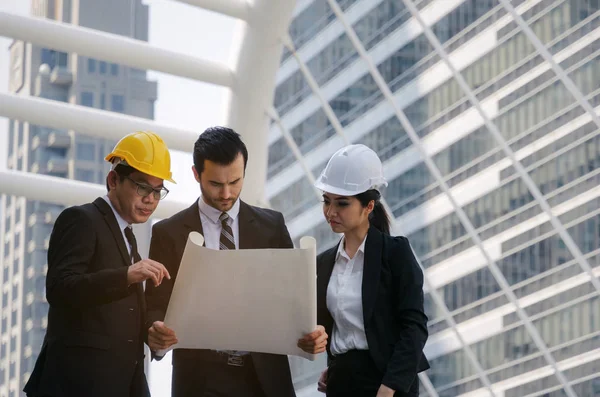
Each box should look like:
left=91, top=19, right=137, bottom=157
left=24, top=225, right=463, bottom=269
left=102, top=195, right=131, bottom=232
left=335, top=234, right=367, bottom=261
left=197, top=196, right=241, bottom=224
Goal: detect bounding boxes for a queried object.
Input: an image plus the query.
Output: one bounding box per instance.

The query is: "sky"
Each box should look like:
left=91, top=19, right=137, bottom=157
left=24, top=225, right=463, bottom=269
left=0, top=0, right=238, bottom=394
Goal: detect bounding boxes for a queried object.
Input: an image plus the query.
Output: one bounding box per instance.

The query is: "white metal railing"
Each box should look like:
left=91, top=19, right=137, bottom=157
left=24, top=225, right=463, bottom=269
left=0, top=93, right=198, bottom=152
left=173, top=0, right=250, bottom=21
left=0, top=11, right=234, bottom=88
left=0, top=169, right=187, bottom=220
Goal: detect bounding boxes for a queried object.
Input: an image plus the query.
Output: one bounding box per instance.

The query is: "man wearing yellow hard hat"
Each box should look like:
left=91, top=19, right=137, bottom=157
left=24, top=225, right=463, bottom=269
left=24, top=131, right=173, bottom=397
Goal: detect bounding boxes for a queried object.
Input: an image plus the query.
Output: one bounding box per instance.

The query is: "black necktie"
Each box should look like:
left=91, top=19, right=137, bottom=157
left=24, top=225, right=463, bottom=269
left=123, top=226, right=145, bottom=346
left=124, top=226, right=142, bottom=264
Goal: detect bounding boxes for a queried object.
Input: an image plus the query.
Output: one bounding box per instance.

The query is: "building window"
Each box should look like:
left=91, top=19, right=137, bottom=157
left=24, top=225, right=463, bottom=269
left=110, top=64, right=119, bottom=76
left=40, top=49, right=67, bottom=69
left=57, top=52, right=67, bottom=67
left=75, top=169, right=95, bottom=183
left=100, top=93, right=106, bottom=109
left=41, top=48, right=56, bottom=69
left=99, top=61, right=107, bottom=74
left=87, top=58, right=96, bottom=73
left=111, top=95, right=125, bottom=113
left=148, top=101, right=155, bottom=119
left=9, top=360, right=16, bottom=378
left=11, top=281, right=18, bottom=302
left=80, top=92, right=94, bottom=107
left=76, top=143, right=95, bottom=161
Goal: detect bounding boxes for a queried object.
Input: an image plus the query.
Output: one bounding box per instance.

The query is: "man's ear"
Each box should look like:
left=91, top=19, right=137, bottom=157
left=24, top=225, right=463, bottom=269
left=191, top=165, right=201, bottom=183
left=107, top=170, right=118, bottom=191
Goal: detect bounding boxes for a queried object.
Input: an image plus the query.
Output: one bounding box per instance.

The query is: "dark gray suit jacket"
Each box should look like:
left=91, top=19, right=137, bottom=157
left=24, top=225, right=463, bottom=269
left=146, top=200, right=296, bottom=397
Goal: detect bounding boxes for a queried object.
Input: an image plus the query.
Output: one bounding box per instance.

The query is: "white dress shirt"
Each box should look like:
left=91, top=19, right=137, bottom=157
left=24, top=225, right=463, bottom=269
left=197, top=196, right=240, bottom=250
left=327, top=235, right=369, bottom=355
left=102, top=195, right=132, bottom=258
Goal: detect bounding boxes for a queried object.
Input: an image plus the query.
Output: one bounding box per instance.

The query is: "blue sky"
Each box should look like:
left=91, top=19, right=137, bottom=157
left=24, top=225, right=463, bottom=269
left=0, top=0, right=238, bottom=394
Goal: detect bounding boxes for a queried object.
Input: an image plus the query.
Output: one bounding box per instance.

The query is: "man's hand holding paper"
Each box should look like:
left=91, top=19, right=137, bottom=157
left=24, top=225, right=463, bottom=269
left=148, top=321, right=178, bottom=351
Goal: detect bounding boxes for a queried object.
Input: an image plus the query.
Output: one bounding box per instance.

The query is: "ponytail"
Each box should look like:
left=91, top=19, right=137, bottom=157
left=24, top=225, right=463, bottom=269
left=370, top=200, right=391, bottom=235
left=355, top=189, right=391, bottom=235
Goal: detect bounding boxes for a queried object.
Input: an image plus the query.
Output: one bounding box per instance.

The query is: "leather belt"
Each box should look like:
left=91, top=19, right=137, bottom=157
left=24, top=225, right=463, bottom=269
left=202, top=350, right=250, bottom=367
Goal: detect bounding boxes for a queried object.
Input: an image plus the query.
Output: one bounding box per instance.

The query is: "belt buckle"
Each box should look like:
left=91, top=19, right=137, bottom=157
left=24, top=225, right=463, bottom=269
left=227, top=354, right=245, bottom=367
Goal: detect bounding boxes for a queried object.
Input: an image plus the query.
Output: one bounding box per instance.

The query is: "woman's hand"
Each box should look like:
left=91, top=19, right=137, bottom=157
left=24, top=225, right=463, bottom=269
left=317, top=367, right=327, bottom=393
left=297, top=325, right=328, bottom=354
left=376, top=384, right=395, bottom=397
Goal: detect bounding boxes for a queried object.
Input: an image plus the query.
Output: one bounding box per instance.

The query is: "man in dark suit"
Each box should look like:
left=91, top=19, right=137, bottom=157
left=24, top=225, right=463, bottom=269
left=145, top=127, right=327, bottom=397
left=24, top=131, right=173, bottom=397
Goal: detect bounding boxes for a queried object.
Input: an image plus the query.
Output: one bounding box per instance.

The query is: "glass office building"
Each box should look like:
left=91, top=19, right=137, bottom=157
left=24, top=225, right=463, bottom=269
left=269, top=1, right=600, bottom=396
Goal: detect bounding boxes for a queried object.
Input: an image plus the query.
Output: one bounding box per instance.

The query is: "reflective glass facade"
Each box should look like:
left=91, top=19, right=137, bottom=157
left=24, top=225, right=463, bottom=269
left=269, top=1, right=600, bottom=396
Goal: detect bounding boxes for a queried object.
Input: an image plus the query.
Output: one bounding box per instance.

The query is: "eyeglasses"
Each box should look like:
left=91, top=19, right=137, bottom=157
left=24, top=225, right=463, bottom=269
left=125, top=176, right=169, bottom=200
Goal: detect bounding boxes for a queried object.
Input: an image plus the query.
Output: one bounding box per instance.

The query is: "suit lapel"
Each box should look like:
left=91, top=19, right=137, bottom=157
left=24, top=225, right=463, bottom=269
left=362, top=227, right=383, bottom=325
left=237, top=201, right=256, bottom=250
left=317, top=244, right=338, bottom=338
left=183, top=201, right=205, bottom=244
left=93, top=197, right=131, bottom=267
left=317, top=243, right=338, bottom=307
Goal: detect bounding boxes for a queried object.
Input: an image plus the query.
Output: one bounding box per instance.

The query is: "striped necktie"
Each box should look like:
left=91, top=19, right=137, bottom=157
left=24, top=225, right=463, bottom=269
left=219, top=212, right=236, bottom=250
left=217, top=212, right=248, bottom=356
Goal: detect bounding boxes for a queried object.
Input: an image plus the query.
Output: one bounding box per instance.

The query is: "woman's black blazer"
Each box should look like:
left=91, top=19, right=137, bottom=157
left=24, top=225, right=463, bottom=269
left=317, top=227, right=430, bottom=393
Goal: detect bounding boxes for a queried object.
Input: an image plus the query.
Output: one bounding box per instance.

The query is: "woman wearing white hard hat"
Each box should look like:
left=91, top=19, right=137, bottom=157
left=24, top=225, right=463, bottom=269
left=314, top=144, right=429, bottom=397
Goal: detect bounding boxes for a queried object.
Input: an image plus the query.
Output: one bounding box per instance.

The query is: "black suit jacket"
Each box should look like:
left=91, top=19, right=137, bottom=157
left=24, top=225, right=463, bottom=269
left=146, top=200, right=297, bottom=397
left=317, top=227, right=430, bottom=393
left=24, top=198, right=149, bottom=397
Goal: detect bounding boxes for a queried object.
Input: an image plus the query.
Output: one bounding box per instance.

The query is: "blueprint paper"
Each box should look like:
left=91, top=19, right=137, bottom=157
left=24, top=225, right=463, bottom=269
left=159, top=232, right=318, bottom=360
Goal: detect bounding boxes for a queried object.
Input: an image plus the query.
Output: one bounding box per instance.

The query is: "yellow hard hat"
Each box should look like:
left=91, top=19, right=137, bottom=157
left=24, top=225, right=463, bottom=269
left=105, top=131, right=176, bottom=184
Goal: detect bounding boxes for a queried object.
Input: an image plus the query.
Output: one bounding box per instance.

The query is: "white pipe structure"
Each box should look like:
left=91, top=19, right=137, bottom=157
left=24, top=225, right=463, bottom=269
left=0, top=11, right=234, bottom=88
left=174, top=0, right=250, bottom=21
left=0, top=169, right=187, bottom=220
left=225, top=0, right=297, bottom=206
left=0, top=93, right=198, bottom=153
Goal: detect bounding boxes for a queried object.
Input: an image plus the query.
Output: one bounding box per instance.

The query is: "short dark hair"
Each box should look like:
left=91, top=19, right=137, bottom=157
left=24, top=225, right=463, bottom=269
left=193, top=126, right=248, bottom=175
left=105, top=164, right=136, bottom=192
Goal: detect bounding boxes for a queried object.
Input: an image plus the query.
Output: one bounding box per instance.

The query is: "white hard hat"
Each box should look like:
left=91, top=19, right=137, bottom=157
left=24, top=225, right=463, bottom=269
left=314, top=144, right=388, bottom=196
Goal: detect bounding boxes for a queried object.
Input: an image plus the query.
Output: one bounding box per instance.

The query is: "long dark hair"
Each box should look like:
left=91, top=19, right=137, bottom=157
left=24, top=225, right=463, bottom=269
left=355, top=189, right=390, bottom=235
